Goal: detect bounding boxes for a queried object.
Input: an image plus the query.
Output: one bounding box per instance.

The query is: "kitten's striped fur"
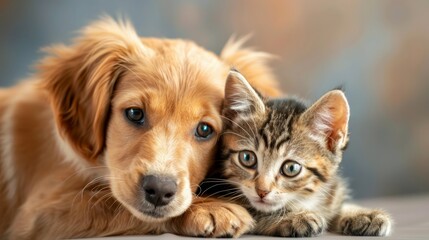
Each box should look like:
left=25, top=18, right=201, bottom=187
left=200, top=70, right=392, bottom=237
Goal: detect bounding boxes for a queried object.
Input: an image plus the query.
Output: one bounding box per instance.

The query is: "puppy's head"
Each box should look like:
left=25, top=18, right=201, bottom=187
left=40, top=18, right=226, bottom=221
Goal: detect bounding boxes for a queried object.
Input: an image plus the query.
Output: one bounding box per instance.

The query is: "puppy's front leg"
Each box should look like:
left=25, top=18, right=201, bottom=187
left=167, top=197, right=254, bottom=238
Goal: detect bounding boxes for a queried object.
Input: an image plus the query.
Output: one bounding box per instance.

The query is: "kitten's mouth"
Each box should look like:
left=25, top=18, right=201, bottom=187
left=255, top=199, right=275, bottom=205
left=250, top=198, right=282, bottom=212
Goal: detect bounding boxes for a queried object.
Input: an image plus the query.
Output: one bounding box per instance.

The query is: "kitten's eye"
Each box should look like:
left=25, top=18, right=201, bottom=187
left=125, top=108, right=145, bottom=125
left=238, top=150, right=257, bottom=168
left=195, top=122, right=213, bottom=139
left=281, top=160, right=302, bottom=177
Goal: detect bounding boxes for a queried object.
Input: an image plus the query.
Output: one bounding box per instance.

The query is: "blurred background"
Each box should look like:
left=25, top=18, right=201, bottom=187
left=0, top=0, right=428, bottom=199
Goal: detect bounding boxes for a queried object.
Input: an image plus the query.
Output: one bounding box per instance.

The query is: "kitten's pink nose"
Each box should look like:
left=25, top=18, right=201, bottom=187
left=256, top=189, right=270, bottom=199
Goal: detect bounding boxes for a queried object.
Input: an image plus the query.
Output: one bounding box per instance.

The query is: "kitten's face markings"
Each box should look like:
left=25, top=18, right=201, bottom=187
left=228, top=138, right=309, bottom=212
left=222, top=70, right=350, bottom=213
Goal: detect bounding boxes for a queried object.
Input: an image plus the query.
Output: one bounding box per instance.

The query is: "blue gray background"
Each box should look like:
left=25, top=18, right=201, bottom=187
left=1, top=0, right=428, bottom=199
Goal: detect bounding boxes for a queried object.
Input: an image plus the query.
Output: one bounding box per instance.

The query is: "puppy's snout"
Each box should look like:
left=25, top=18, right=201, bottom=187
left=141, top=175, right=177, bottom=207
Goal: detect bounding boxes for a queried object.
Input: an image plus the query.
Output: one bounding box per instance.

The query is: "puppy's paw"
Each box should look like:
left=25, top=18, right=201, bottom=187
left=339, top=209, right=392, bottom=236
left=277, top=212, right=326, bottom=237
left=176, top=200, right=254, bottom=237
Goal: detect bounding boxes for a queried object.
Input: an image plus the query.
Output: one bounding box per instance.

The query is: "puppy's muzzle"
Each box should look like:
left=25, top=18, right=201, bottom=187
left=141, top=175, right=177, bottom=207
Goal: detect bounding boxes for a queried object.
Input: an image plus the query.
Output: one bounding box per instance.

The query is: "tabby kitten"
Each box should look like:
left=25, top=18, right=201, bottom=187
left=202, top=70, right=392, bottom=237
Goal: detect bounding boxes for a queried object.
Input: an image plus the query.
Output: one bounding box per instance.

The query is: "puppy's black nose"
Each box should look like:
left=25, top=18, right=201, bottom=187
left=141, top=175, right=177, bottom=207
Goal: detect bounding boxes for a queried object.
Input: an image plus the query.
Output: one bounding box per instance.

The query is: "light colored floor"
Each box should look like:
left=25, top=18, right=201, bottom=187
left=77, top=194, right=429, bottom=239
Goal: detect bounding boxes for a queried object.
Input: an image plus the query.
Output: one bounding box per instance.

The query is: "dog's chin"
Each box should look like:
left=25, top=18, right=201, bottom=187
left=123, top=203, right=171, bottom=222
left=115, top=191, right=193, bottom=222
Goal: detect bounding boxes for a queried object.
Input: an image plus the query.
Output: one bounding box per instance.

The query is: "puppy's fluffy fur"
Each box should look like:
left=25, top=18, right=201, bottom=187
left=0, top=18, right=279, bottom=239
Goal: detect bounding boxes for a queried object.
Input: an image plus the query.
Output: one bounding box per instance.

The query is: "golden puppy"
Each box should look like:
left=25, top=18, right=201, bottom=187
left=0, top=18, right=280, bottom=239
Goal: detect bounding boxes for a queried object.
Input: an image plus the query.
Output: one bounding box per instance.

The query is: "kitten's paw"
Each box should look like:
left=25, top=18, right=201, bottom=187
left=278, top=212, right=326, bottom=237
left=339, top=210, right=392, bottom=236
left=176, top=200, right=254, bottom=237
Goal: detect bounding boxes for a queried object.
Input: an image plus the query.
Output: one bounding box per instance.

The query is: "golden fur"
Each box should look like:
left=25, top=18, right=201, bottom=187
left=0, top=18, right=280, bottom=239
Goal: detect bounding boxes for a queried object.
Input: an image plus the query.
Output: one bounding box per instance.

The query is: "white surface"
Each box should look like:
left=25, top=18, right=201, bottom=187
left=75, top=194, right=429, bottom=239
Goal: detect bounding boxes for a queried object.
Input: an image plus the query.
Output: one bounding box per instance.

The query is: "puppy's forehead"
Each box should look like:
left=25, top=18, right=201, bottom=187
left=115, top=70, right=224, bottom=112
left=113, top=39, right=227, bottom=124
left=114, top=75, right=224, bottom=131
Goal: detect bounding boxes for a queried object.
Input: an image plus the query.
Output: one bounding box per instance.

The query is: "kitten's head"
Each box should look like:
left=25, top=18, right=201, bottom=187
left=221, top=70, right=349, bottom=213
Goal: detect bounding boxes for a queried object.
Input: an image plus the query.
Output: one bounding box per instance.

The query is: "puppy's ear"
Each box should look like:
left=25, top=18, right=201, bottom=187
left=223, top=70, right=266, bottom=120
left=220, top=36, right=281, bottom=97
left=39, top=17, right=153, bottom=163
left=301, top=90, right=350, bottom=154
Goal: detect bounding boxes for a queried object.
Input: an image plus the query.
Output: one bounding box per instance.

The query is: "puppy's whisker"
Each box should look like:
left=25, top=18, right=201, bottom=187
left=71, top=175, right=125, bottom=209
left=90, top=192, right=114, bottom=211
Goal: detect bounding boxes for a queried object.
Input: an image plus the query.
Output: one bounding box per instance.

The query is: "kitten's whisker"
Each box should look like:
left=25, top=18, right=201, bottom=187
left=201, top=178, right=241, bottom=185
left=232, top=109, right=257, bottom=140
left=198, top=183, right=238, bottom=197
left=221, top=115, right=253, bottom=139
left=250, top=108, right=259, bottom=140
left=228, top=193, right=246, bottom=201
left=198, top=178, right=242, bottom=195
left=220, top=131, right=249, bottom=140
left=205, top=190, right=243, bottom=200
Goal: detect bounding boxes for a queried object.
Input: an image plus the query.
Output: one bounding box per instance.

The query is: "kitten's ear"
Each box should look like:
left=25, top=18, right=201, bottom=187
left=223, top=69, right=266, bottom=118
left=302, top=90, right=350, bottom=153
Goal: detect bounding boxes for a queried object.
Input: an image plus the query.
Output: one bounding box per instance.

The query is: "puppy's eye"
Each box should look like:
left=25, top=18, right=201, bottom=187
left=125, top=108, right=145, bottom=125
left=238, top=150, right=257, bottom=168
left=281, top=160, right=302, bottom=177
left=195, top=122, right=214, bottom=140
